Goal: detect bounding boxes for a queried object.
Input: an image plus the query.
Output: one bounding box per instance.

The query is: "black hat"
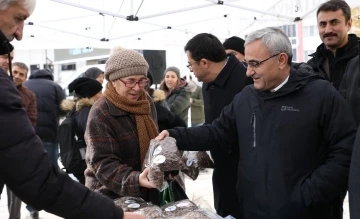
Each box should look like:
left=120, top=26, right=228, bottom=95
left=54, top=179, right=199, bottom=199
left=68, top=77, right=102, bottom=98
left=223, top=36, right=245, bottom=55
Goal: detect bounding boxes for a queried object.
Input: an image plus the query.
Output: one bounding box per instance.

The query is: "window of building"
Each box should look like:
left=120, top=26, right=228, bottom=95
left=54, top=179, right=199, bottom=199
left=304, top=25, right=317, bottom=37
left=292, top=49, right=297, bottom=62
left=279, top=25, right=296, bottom=37
left=61, top=63, right=76, bottom=71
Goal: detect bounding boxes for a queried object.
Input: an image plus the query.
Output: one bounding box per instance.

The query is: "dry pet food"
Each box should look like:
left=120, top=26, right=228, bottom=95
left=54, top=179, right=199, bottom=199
left=134, top=205, right=163, bottom=219
left=114, top=196, right=148, bottom=212
left=181, top=151, right=215, bottom=180
left=144, top=137, right=186, bottom=190
left=148, top=165, right=167, bottom=191
left=161, top=199, right=198, bottom=218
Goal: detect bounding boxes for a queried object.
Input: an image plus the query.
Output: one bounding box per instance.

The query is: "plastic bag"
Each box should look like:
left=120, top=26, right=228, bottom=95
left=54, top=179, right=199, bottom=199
left=143, top=137, right=186, bottom=191
left=160, top=199, right=198, bottom=218
left=181, top=151, right=215, bottom=180
left=133, top=205, right=163, bottom=219
left=179, top=208, right=224, bottom=219
left=114, top=196, right=148, bottom=212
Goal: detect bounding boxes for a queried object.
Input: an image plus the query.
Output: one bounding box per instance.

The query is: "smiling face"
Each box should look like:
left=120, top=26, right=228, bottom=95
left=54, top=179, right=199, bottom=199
left=244, top=40, right=287, bottom=91
left=0, top=1, right=30, bottom=41
left=317, top=9, right=351, bottom=50
left=111, top=75, right=147, bottom=101
left=164, top=71, right=179, bottom=90
left=12, top=65, right=27, bottom=86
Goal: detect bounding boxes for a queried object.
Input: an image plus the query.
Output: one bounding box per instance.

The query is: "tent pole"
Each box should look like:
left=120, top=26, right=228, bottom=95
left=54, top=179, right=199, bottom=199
left=49, top=0, right=127, bottom=19
left=38, top=14, right=99, bottom=23
left=110, top=27, right=166, bottom=40
left=204, top=0, right=293, bottom=20
left=139, top=3, right=215, bottom=20
left=27, top=22, right=101, bottom=41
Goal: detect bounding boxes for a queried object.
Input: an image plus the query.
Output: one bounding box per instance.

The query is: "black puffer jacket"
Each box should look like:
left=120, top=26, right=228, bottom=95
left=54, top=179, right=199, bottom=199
left=24, top=69, right=66, bottom=142
left=0, top=68, right=123, bottom=219
left=307, top=34, right=359, bottom=90
left=169, top=63, right=356, bottom=219
left=339, top=44, right=360, bottom=125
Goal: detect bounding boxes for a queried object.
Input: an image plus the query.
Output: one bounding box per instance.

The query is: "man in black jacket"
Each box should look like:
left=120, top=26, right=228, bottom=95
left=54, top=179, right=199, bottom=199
left=0, top=0, right=144, bottom=218
left=158, top=27, right=356, bottom=219
left=307, top=0, right=359, bottom=91
left=184, top=33, right=252, bottom=218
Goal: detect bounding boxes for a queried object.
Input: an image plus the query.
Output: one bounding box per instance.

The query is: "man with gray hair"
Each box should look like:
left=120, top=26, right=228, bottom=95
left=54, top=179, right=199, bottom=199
left=156, top=27, right=356, bottom=219
left=0, top=0, right=145, bottom=219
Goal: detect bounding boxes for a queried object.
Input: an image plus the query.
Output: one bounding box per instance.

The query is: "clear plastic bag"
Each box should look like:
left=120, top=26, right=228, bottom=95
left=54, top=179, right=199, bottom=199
left=178, top=208, right=224, bottom=219
left=114, top=196, right=148, bottom=212
left=133, top=205, right=163, bottom=219
left=143, top=137, right=186, bottom=191
left=181, top=151, right=215, bottom=180
left=160, top=199, right=198, bottom=218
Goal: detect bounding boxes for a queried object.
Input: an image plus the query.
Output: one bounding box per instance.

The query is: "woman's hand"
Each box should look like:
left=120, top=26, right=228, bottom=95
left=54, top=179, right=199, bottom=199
left=139, top=167, right=156, bottom=189
left=123, top=212, right=146, bottom=219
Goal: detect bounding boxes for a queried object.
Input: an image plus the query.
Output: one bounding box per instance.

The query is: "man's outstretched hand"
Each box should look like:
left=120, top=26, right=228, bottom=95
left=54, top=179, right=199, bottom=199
left=155, top=130, right=169, bottom=140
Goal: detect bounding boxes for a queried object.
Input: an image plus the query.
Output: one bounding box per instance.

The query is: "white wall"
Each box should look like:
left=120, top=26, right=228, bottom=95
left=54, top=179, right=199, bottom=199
left=12, top=49, right=55, bottom=78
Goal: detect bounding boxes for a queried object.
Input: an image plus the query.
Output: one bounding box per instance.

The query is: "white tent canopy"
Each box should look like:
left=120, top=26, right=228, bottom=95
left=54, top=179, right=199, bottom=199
left=12, top=0, right=359, bottom=50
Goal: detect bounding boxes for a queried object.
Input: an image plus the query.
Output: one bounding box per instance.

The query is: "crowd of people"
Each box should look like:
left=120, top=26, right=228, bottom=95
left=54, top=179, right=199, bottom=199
left=1, top=0, right=360, bottom=219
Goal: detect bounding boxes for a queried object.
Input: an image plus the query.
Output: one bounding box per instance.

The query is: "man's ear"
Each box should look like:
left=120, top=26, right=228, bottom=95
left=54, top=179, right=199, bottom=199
left=278, top=53, right=289, bottom=69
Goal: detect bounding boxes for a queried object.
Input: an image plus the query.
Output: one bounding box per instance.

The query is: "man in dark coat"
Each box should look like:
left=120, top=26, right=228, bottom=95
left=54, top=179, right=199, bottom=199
left=157, top=27, right=356, bottom=219
left=184, top=33, right=253, bottom=218
left=0, top=0, right=144, bottom=218
left=307, top=0, right=359, bottom=91
left=24, top=68, right=66, bottom=218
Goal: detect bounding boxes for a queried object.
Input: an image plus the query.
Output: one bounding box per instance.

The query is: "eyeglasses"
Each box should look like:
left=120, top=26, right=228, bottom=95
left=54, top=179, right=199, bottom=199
left=242, top=53, right=281, bottom=69
left=186, top=61, right=198, bottom=70
left=118, top=78, right=148, bottom=88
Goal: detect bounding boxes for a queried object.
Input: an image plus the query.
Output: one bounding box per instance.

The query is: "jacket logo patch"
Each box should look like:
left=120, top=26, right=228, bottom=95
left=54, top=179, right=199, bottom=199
left=281, top=106, right=300, bottom=112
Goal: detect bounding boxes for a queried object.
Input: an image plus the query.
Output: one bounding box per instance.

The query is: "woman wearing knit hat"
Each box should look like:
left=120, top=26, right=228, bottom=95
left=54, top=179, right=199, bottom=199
left=160, top=66, right=191, bottom=125
left=84, top=48, right=161, bottom=204
left=60, top=77, right=103, bottom=184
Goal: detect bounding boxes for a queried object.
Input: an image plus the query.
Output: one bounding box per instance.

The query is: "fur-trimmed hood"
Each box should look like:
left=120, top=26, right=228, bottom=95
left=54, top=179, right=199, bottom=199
left=185, top=80, right=198, bottom=93
left=61, top=98, right=94, bottom=112
left=152, top=89, right=166, bottom=102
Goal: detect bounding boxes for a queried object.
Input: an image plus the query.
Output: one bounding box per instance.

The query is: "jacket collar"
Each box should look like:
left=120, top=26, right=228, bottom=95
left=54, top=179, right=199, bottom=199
left=205, top=54, right=241, bottom=90
left=309, top=34, right=359, bottom=60
left=105, top=98, right=129, bottom=117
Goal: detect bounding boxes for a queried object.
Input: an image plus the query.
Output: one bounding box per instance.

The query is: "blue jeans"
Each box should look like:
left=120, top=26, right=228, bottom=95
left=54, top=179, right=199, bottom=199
left=42, top=141, right=60, bottom=169
left=27, top=141, right=59, bottom=212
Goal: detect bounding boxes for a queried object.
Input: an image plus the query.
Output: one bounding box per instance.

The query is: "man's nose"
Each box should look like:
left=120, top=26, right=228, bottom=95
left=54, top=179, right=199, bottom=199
left=246, top=68, right=254, bottom=77
left=14, top=22, right=24, bottom=41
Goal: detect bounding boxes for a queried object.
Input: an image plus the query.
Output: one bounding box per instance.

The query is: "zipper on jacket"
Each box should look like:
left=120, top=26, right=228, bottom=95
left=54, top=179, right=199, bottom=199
left=250, top=113, right=256, bottom=147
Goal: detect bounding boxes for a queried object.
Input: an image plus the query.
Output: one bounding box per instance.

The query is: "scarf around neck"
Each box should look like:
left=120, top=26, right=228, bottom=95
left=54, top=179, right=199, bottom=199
left=104, top=82, right=159, bottom=165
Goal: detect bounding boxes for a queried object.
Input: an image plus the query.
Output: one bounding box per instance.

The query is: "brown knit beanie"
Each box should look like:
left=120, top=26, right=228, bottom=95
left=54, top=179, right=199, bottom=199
left=105, top=49, right=149, bottom=81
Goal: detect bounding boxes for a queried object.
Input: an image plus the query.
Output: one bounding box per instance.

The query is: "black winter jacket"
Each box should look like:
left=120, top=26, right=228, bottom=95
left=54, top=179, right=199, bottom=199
left=151, top=89, right=187, bottom=131
left=24, top=69, right=66, bottom=142
left=169, top=64, right=356, bottom=219
left=0, top=69, right=123, bottom=219
left=307, top=34, right=359, bottom=90
left=202, top=54, right=253, bottom=218
left=339, top=53, right=360, bottom=125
